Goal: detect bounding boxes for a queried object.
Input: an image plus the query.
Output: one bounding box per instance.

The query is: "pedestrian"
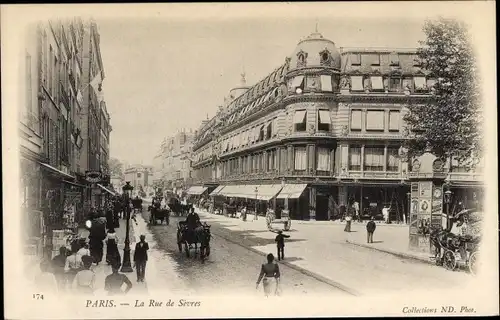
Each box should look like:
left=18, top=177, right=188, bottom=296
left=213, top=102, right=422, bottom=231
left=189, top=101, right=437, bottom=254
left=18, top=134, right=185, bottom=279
left=51, top=246, right=68, bottom=290
left=274, top=230, right=290, bottom=261
left=65, top=242, right=84, bottom=285
left=89, top=236, right=104, bottom=265
left=133, top=235, right=149, bottom=282
left=105, top=228, right=121, bottom=266
left=104, top=263, right=133, bottom=295
left=366, top=216, right=376, bottom=243
left=241, top=205, right=247, bottom=222
left=256, top=253, right=281, bottom=297
left=382, top=205, right=390, bottom=224
left=72, top=255, right=95, bottom=295
left=344, top=212, right=352, bottom=232
left=35, top=260, right=58, bottom=293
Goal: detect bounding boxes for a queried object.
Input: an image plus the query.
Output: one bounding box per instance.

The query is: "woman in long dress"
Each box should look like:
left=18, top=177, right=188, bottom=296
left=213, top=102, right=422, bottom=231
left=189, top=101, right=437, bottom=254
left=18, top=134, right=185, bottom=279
left=256, top=253, right=281, bottom=297
left=105, top=228, right=121, bottom=266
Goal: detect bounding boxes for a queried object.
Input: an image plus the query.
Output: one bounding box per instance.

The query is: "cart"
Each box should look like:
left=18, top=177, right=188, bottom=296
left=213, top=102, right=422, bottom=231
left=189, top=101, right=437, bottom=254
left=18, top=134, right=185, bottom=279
left=266, top=209, right=291, bottom=231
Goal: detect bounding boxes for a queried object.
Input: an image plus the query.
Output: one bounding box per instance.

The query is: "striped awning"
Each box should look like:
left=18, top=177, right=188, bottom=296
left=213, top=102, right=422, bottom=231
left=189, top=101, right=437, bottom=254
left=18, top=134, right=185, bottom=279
left=255, top=184, right=283, bottom=201
left=209, top=185, right=225, bottom=196
left=276, top=184, right=308, bottom=199
left=186, top=186, right=208, bottom=195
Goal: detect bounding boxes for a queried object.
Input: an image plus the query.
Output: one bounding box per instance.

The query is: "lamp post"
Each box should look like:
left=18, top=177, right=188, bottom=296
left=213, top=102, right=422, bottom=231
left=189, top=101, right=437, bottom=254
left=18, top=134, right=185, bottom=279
left=406, top=192, right=411, bottom=225
left=254, top=186, right=259, bottom=221
left=444, top=189, right=453, bottom=231
left=121, top=181, right=134, bottom=272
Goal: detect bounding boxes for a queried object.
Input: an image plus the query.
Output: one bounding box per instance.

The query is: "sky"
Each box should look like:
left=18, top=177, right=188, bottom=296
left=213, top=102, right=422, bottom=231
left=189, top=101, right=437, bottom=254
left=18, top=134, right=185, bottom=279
left=97, top=11, right=427, bottom=166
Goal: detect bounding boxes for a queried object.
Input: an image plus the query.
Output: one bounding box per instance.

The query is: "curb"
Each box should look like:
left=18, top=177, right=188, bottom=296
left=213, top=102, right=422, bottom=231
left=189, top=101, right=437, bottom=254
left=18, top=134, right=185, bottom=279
left=345, top=240, right=435, bottom=266
left=210, top=228, right=360, bottom=297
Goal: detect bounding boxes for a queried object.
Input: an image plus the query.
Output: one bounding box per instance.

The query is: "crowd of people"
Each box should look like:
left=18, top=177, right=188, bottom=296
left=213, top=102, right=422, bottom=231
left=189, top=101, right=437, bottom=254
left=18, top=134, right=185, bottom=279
left=33, top=196, right=149, bottom=295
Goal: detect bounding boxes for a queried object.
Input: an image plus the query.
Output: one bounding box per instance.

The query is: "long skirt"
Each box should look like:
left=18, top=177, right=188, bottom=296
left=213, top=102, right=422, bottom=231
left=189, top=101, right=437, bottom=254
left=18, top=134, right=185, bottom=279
left=106, top=239, right=121, bottom=266
left=262, top=278, right=277, bottom=297
left=89, top=239, right=104, bottom=264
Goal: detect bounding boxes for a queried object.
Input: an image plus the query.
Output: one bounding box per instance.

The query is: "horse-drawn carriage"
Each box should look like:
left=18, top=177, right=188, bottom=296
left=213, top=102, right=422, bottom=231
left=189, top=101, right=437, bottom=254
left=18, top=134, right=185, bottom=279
left=266, top=208, right=291, bottom=231
left=430, top=209, right=482, bottom=275
left=176, top=221, right=211, bottom=262
left=168, top=197, right=193, bottom=217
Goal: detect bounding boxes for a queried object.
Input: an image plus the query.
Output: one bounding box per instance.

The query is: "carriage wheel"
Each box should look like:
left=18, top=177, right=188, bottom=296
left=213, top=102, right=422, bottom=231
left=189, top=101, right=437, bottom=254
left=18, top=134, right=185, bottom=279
left=443, top=250, right=457, bottom=271
left=284, top=220, right=291, bottom=231
left=206, top=245, right=211, bottom=257
left=468, top=251, right=478, bottom=275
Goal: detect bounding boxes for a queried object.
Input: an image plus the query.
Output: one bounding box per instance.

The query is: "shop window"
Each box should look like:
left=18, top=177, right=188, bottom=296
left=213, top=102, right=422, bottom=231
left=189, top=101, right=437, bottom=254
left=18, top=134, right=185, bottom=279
left=350, top=110, right=362, bottom=131
left=366, top=110, right=385, bottom=131
left=293, top=110, right=307, bottom=132
left=350, top=76, right=364, bottom=91
left=389, top=77, right=402, bottom=92
left=317, top=110, right=331, bottom=131
left=294, top=147, right=307, bottom=171
left=316, top=147, right=330, bottom=172
left=389, top=111, right=400, bottom=132
left=349, top=146, right=361, bottom=171
left=364, top=147, right=384, bottom=171
left=370, top=76, right=384, bottom=91
left=387, top=148, right=400, bottom=172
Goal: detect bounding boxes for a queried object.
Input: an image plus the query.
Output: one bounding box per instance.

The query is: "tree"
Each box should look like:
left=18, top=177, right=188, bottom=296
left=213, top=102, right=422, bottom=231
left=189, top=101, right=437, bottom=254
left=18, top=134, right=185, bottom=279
left=109, top=157, right=124, bottom=177
left=403, top=17, right=482, bottom=168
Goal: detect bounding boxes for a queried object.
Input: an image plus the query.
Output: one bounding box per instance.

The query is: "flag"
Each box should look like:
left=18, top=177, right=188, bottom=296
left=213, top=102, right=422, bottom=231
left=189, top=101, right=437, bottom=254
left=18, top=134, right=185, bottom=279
left=89, top=70, right=103, bottom=94
left=77, top=90, right=83, bottom=105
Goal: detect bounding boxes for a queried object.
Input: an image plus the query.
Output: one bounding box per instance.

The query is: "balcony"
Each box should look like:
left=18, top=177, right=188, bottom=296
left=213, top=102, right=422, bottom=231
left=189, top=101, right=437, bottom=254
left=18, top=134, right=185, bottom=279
left=59, top=81, right=70, bottom=109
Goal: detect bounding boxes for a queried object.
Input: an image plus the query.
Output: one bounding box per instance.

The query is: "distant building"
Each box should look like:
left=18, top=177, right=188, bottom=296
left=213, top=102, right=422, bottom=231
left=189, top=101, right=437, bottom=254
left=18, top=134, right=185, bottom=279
left=152, top=130, right=194, bottom=190
left=124, top=164, right=153, bottom=195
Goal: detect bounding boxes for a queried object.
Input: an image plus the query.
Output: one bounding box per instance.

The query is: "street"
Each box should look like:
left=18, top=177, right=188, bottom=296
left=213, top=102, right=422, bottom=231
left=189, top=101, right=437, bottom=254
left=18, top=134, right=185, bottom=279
left=137, top=203, right=471, bottom=297
left=139, top=208, right=349, bottom=297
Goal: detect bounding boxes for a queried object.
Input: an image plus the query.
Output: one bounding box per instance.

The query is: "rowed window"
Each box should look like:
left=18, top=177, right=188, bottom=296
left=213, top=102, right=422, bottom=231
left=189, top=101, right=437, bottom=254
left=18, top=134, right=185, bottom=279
left=389, top=111, right=400, bottom=132
left=387, top=147, right=400, bottom=172
left=366, top=110, right=385, bottom=131
left=364, top=147, right=385, bottom=171
left=316, top=147, right=331, bottom=172
left=351, top=76, right=364, bottom=91
left=294, top=147, right=307, bottom=171
left=317, top=110, right=331, bottom=131
left=349, top=146, right=361, bottom=171
left=293, top=110, right=307, bottom=132
left=350, top=110, right=362, bottom=131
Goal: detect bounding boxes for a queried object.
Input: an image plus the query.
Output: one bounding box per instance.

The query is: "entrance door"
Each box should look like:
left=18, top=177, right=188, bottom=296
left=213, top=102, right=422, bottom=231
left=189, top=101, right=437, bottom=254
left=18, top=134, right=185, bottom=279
left=316, top=195, right=329, bottom=221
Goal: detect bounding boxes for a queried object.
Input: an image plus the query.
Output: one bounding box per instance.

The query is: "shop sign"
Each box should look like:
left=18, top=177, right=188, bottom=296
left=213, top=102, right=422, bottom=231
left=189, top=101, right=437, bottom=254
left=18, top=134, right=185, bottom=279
left=85, top=171, right=102, bottom=183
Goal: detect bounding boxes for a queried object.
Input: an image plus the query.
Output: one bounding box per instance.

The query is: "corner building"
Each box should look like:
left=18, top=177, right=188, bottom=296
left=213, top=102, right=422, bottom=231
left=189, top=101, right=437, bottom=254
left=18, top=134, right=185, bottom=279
left=190, top=32, right=483, bottom=221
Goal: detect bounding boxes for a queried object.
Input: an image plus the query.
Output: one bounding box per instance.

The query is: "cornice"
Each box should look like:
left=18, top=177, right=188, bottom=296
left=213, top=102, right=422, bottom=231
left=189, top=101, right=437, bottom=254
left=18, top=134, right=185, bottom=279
left=337, top=93, right=432, bottom=103
left=286, top=67, right=341, bottom=78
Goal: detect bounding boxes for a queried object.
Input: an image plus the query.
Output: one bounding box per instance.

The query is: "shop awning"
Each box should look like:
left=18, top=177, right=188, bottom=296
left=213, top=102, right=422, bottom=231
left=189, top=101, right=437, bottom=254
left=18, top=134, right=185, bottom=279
left=210, top=185, right=225, bottom=196
left=256, top=184, right=283, bottom=201
left=39, top=162, right=76, bottom=180
left=276, top=184, right=308, bottom=199
left=63, top=180, right=87, bottom=188
left=219, top=184, right=258, bottom=198
left=186, top=186, right=208, bottom=195
left=97, top=184, right=116, bottom=196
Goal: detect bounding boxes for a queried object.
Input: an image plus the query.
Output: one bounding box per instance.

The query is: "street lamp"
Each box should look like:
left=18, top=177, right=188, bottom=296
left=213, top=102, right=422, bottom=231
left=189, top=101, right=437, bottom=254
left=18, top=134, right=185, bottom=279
left=444, top=189, right=453, bottom=230
left=254, top=186, right=259, bottom=221
left=121, top=181, right=134, bottom=272
left=406, top=192, right=411, bottom=225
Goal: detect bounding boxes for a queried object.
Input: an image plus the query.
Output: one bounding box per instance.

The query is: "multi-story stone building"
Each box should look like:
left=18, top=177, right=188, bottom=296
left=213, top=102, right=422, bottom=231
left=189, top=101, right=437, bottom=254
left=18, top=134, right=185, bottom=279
left=124, top=164, right=153, bottom=195
left=190, top=31, right=483, bottom=222
left=20, top=18, right=112, bottom=259
left=152, top=130, right=195, bottom=190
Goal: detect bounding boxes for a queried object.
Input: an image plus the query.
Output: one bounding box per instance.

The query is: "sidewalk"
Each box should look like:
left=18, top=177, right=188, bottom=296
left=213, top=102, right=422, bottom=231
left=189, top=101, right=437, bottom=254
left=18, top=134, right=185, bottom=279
left=195, top=206, right=469, bottom=295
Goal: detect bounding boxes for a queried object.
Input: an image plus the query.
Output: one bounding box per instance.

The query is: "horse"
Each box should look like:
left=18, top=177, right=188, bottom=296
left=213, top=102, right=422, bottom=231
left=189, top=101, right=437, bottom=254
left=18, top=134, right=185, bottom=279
left=147, top=205, right=170, bottom=226
left=176, top=222, right=211, bottom=262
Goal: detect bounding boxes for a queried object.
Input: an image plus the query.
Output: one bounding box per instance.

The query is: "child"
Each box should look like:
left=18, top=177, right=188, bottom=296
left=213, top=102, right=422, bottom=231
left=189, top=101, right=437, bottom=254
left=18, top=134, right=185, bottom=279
left=366, top=216, right=376, bottom=243
left=274, top=230, right=290, bottom=261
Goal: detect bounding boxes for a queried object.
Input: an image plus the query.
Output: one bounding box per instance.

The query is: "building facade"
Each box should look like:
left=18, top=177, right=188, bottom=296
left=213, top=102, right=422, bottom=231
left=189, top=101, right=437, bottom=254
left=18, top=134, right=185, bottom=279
left=20, top=18, right=111, bottom=259
left=190, top=31, right=483, bottom=222
left=124, top=164, right=153, bottom=196
left=152, top=130, right=195, bottom=190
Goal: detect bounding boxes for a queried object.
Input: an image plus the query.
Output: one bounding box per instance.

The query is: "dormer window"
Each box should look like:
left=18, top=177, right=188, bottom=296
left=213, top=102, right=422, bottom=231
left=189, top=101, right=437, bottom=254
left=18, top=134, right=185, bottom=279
left=297, top=50, right=308, bottom=68
left=320, top=49, right=331, bottom=66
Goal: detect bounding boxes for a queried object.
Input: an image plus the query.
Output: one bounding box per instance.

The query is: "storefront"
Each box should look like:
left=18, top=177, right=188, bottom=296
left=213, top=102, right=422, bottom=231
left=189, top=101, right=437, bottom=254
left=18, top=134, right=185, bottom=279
left=346, top=184, right=409, bottom=222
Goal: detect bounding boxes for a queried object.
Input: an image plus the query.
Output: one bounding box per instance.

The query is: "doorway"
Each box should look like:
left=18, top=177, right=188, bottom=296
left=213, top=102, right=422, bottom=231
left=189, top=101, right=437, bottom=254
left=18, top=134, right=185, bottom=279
left=316, top=194, right=329, bottom=221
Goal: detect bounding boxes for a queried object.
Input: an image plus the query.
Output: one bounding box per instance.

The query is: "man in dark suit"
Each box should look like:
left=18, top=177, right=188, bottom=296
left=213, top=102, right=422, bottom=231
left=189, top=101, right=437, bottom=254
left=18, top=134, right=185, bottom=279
left=133, top=235, right=149, bottom=282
